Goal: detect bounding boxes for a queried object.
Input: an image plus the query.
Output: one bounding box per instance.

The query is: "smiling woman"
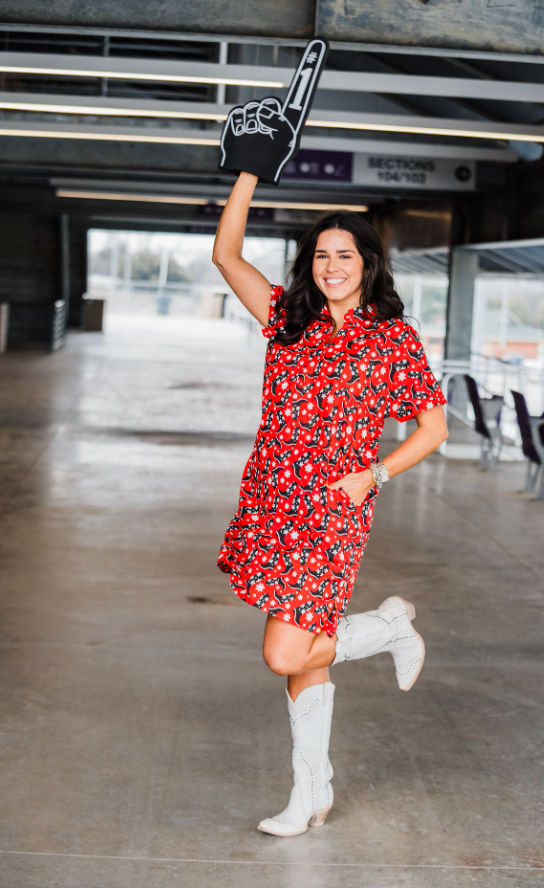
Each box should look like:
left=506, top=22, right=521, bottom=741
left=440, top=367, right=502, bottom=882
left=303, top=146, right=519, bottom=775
left=212, top=169, right=448, bottom=837
left=313, top=231, right=365, bottom=325
left=212, top=112, right=448, bottom=837
left=273, top=210, right=406, bottom=346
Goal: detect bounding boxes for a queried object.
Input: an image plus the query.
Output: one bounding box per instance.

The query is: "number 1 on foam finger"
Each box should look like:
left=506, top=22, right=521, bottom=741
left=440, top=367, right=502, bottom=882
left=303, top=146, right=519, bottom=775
left=287, top=67, right=313, bottom=112
left=281, top=38, right=329, bottom=135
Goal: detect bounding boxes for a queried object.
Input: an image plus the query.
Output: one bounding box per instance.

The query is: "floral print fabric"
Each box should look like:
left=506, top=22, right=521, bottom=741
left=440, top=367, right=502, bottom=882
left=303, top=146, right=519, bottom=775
left=217, top=284, right=447, bottom=636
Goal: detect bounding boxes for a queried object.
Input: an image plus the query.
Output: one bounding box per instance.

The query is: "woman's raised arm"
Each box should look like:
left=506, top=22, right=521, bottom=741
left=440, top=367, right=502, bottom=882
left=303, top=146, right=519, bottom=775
left=212, top=171, right=273, bottom=327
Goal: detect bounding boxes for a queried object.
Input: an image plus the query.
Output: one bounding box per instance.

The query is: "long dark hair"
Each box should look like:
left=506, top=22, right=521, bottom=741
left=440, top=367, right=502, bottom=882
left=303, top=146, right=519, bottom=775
left=275, top=210, right=406, bottom=345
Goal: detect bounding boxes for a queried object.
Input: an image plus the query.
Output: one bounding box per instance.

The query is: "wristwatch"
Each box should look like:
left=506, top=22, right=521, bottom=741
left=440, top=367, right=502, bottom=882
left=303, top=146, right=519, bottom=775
left=369, top=460, right=390, bottom=489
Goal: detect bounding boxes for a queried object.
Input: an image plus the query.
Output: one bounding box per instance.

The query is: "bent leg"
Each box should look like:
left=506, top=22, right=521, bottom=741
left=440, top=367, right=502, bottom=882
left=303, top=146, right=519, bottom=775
left=259, top=616, right=338, bottom=834
left=287, top=666, right=330, bottom=702
left=262, top=613, right=337, bottom=698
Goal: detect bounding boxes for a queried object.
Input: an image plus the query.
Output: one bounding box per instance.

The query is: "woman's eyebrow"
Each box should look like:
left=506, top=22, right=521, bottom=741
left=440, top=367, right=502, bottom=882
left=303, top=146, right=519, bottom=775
left=314, top=249, right=355, bottom=253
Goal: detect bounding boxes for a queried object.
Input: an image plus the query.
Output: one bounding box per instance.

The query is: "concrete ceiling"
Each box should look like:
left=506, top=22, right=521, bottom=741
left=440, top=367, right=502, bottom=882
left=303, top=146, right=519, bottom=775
left=2, top=0, right=544, bottom=56
left=0, top=3, right=544, bottom=237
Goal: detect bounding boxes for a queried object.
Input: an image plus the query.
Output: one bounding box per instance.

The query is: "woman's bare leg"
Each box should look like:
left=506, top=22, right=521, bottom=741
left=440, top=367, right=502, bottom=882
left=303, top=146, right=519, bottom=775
left=287, top=666, right=331, bottom=701
left=262, top=614, right=339, bottom=699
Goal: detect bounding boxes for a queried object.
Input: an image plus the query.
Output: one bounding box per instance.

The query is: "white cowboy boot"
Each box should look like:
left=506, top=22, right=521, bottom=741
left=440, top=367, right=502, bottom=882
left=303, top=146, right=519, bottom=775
left=257, top=681, right=335, bottom=837
left=332, top=596, right=425, bottom=692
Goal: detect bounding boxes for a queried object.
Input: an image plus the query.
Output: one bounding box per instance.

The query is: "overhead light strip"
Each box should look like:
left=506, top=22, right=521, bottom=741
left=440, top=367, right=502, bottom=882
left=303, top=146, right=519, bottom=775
left=306, top=119, right=544, bottom=143
left=0, top=64, right=284, bottom=88
left=0, top=127, right=220, bottom=145
left=57, top=191, right=209, bottom=205
left=55, top=190, right=368, bottom=212
left=1, top=119, right=542, bottom=145
left=0, top=100, right=226, bottom=120
left=216, top=199, right=368, bottom=211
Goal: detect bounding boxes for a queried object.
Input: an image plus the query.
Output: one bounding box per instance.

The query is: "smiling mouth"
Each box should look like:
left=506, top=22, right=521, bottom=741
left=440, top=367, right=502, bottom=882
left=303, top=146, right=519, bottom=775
left=324, top=278, right=347, bottom=287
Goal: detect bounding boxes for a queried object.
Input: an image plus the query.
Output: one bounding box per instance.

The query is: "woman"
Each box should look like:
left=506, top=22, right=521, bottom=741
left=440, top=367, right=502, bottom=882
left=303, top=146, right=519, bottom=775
left=213, top=170, right=448, bottom=838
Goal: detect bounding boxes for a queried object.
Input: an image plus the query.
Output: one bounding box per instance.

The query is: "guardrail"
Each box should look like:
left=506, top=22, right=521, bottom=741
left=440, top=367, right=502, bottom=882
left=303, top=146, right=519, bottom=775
left=431, top=353, right=544, bottom=457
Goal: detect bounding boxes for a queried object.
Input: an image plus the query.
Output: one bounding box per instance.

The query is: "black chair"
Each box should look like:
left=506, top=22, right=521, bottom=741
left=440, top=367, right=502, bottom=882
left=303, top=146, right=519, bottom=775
left=463, top=375, right=504, bottom=468
left=511, top=390, right=544, bottom=500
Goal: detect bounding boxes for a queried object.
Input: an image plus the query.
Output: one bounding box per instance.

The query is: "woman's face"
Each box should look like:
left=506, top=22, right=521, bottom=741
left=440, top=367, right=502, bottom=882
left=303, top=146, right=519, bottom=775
left=312, top=228, right=364, bottom=308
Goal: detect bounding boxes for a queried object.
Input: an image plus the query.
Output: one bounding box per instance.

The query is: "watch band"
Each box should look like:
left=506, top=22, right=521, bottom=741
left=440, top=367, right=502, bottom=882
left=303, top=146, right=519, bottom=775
left=370, top=460, right=390, bottom=489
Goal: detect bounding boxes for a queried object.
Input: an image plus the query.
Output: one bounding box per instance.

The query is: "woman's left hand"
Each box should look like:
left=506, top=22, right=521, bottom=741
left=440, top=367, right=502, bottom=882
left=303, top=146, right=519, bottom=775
left=326, top=469, right=376, bottom=506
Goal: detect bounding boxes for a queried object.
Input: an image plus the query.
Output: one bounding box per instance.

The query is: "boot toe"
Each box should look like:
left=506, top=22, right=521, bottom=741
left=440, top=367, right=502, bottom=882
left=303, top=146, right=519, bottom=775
left=257, top=817, right=308, bottom=837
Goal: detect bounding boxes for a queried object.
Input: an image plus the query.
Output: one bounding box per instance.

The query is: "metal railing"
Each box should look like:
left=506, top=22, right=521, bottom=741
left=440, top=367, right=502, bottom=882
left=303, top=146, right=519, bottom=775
left=433, top=352, right=544, bottom=456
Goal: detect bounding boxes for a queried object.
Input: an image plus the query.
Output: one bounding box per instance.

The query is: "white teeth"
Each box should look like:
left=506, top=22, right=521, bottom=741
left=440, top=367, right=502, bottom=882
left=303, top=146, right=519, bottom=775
left=325, top=278, right=346, bottom=284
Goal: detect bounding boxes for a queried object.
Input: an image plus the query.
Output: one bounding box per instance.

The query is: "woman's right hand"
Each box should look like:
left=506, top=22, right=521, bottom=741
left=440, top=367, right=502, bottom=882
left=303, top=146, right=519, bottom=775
left=212, top=38, right=329, bottom=326
left=218, top=38, right=329, bottom=187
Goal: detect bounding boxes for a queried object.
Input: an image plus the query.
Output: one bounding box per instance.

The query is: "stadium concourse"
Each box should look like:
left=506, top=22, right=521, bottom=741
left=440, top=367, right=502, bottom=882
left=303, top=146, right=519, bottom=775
left=2, top=2, right=544, bottom=885
left=0, top=314, right=542, bottom=886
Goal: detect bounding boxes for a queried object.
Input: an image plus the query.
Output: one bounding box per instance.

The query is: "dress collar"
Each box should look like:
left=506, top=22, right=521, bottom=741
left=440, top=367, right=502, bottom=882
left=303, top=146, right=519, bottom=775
left=300, top=300, right=383, bottom=350
left=316, top=300, right=381, bottom=330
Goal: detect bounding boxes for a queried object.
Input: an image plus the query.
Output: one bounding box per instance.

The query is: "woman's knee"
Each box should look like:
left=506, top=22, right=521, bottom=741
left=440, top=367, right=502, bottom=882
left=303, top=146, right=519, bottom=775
left=262, top=614, right=313, bottom=675
left=262, top=642, right=305, bottom=676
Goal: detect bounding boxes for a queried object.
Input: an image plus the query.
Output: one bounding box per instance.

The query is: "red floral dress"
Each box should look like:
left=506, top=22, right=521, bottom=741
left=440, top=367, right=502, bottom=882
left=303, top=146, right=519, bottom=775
left=217, top=284, right=447, bottom=637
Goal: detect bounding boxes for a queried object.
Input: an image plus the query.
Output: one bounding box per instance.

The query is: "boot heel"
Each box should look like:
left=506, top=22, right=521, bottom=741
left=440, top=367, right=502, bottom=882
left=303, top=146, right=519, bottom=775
left=308, top=804, right=333, bottom=828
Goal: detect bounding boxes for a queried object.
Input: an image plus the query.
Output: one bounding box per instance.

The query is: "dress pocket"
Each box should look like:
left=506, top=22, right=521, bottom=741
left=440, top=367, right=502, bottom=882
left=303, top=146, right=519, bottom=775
left=326, top=485, right=360, bottom=538
left=336, top=486, right=359, bottom=512
left=334, top=485, right=378, bottom=533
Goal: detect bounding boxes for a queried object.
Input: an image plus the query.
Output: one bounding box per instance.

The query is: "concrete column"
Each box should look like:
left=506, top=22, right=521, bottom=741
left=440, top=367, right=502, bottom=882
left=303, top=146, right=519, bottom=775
left=60, top=215, right=70, bottom=315
left=444, top=247, right=478, bottom=418
left=157, top=245, right=171, bottom=315
left=0, top=211, right=61, bottom=349
left=67, top=219, right=89, bottom=329
left=445, top=247, right=478, bottom=362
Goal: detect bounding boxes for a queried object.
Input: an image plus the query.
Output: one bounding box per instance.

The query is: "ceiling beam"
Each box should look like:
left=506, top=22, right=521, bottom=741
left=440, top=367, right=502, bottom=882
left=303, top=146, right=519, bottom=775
left=359, top=51, right=504, bottom=132
left=0, top=117, right=522, bottom=158
left=0, top=92, right=518, bottom=155
left=2, top=52, right=544, bottom=103
left=3, top=24, right=544, bottom=65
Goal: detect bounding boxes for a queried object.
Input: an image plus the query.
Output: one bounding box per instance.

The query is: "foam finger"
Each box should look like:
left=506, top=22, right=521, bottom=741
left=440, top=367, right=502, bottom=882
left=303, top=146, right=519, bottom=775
left=228, top=106, right=245, bottom=137
left=243, top=101, right=261, bottom=134
left=257, top=97, right=283, bottom=120
left=255, top=98, right=282, bottom=134
left=281, top=37, right=329, bottom=135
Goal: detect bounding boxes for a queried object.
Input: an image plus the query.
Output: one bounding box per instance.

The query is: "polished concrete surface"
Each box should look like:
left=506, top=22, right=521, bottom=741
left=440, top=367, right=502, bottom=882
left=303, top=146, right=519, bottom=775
left=1, top=313, right=543, bottom=888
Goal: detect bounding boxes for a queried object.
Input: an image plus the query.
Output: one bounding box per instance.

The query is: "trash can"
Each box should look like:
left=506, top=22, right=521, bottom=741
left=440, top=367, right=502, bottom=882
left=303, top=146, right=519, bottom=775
left=82, top=294, right=105, bottom=332
left=156, top=294, right=171, bottom=315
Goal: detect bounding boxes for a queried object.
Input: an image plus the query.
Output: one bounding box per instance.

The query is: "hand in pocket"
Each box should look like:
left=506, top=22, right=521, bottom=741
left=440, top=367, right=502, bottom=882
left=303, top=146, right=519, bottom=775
left=326, top=469, right=376, bottom=506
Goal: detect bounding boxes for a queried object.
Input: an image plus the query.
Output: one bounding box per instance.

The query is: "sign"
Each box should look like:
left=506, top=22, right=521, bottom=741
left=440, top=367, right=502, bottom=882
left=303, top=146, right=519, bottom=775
left=283, top=149, right=353, bottom=182
left=281, top=148, right=475, bottom=190
left=353, top=154, right=475, bottom=191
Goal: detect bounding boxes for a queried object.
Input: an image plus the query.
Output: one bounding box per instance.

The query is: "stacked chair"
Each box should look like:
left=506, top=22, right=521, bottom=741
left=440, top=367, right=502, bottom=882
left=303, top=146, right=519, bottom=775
left=463, top=374, right=504, bottom=468
left=511, top=390, right=544, bottom=500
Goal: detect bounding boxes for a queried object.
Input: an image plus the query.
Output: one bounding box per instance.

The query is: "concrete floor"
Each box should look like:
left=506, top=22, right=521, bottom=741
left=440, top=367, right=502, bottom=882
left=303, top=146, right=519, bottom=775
left=1, top=313, right=543, bottom=888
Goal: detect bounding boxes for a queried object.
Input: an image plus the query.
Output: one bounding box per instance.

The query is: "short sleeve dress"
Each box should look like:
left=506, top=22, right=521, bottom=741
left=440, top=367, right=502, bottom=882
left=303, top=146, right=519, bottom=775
left=217, top=285, right=447, bottom=637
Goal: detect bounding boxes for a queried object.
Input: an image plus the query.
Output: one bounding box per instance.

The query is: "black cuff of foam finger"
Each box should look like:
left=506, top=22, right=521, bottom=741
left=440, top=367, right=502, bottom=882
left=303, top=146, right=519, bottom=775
left=218, top=162, right=281, bottom=187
